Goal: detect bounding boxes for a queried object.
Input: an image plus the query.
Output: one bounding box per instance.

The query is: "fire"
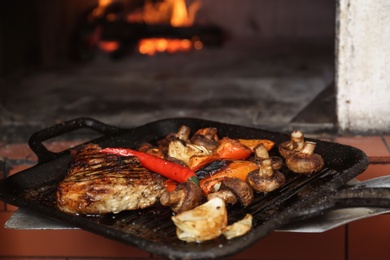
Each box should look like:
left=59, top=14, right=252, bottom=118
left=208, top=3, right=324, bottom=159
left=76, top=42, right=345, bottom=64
left=137, top=0, right=202, bottom=56
left=95, top=0, right=203, bottom=56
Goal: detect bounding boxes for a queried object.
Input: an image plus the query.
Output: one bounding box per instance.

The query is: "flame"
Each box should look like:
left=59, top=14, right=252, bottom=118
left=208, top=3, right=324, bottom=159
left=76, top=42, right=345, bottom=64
left=170, top=0, right=201, bottom=27
left=94, top=0, right=203, bottom=56
left=93, top=0, right=112, bottom=17
left=138, top=0, right=203, bottom=56
left=139, top=38, right=194, bottom=56
left=99, top=41, right=119, bottom=53
left=134, top=0, right=201, bottom=26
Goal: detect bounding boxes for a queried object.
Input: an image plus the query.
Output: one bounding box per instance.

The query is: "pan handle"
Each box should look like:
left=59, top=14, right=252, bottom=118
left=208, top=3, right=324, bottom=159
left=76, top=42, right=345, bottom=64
left=287, top=176, right=390, bottom=223
left=332, top=187, right=390, bottom=209
left=28, top=117, right=125, bottom=163
left=331, top=175, right=390, bottom=209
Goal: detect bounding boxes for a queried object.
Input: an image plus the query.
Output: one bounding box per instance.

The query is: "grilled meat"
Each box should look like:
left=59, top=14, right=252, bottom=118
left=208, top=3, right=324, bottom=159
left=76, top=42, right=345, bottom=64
left=56, top=144, right=166, bottom=215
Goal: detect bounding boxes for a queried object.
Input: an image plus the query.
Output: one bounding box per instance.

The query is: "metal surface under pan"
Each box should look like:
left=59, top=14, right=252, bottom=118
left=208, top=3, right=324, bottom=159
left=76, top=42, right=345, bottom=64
left=0, top=118, right=388, bottom=259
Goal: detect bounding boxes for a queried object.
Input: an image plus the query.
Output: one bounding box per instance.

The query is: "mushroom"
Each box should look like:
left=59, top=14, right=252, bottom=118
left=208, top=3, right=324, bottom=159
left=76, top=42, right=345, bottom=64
left=246, top=158, right=286, bottom=193
left=221, top=178, right=254, bottom=207
left=278, top=130, right=305, bottom=159
left=160, top=181, right=203, bottom=213
left=207, top=178, right=254, bottom=207
left=176, top=125, right=191, bottom=141
left=190, top=127, right=220, bottom=151
left=207, top=189, right=238, bottom=205
left=252, top=144, right=284, bottom=170
left=285, top=141, right=325, bottom=175
left=157, top=125, right=191, bottom=153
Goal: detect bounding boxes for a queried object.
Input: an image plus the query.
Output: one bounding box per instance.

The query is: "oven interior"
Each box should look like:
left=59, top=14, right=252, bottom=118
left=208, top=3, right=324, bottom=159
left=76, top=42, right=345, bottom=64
left=0, top=0, right=336, bottom=139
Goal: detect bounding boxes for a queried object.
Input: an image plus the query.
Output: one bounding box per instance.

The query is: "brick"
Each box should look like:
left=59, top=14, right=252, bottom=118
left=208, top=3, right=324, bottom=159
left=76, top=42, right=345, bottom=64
left=43, top=140, right=89, bottom=153
left=8, top=164, right=34, bottom=176
left=355, top=163, right=390, bottom=181
left=384, top=135, right=390, bottom=153
left=0, top=212, right=151, bottom=258
left=0, top=157, right=5, bottom=180
left=349, top=214, right=390, bottom=260
left=0, top=143, right=37, bottom=161
left=335, top=136, right=390, bottom=163
left=228, top=228, right=345, bottom=259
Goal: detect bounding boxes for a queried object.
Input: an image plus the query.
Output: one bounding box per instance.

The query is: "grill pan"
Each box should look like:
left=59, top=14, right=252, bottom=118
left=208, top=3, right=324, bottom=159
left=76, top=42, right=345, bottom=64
left=0, top=117, right=388, bottom=259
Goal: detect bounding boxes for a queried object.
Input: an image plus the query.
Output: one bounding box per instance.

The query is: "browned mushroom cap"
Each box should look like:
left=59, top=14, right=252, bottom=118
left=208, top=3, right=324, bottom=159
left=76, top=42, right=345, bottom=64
left=246, top=158, right=286, bottom=193
left=157, top=125, right=191, bottom=153
left=278, top=130, right=305, bottom=159
left=160, top=181, right=203, bottom=213
left=252, top=144, right=284, bottom=170
left=286, top=141, right=325, bottom=175
left=190, top=127, right=219, bottom=151
left=220, top=178, right=254, bottom=207
left=207, top=189, right=238, bottom=205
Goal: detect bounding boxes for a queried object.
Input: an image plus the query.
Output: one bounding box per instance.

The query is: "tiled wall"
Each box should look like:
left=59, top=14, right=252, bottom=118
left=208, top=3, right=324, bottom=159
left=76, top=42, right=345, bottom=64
left=1, top=135, right=389, bottom=259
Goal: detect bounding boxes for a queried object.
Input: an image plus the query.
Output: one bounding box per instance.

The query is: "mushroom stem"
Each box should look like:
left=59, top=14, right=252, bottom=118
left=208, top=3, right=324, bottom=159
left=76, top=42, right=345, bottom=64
left=258, top=158, right=274, bottom=178
left=253, top=144, right=284, bottom=170
left=290, top=130, right=305, bottom=149
left=285, top=142, right=325, bottom=175
left=160, top=181, right=202, bottom=213
left=160, top=189, right=185, bottom=206
left=176, top=125, right=191, bottom=141
left=278, top=130, right=305, bottom=159
left=254, top=144, right=269, bottom=158
left=301, top=141, right=317, bottom=155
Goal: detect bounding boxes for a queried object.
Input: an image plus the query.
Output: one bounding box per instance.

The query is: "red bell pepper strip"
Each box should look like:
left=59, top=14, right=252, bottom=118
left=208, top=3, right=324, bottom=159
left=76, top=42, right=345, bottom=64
left=164, top=179, right=179, bottom=192
left=100, top=147, right=199, bottom=185
left=216, top=137, right=253, bottom=160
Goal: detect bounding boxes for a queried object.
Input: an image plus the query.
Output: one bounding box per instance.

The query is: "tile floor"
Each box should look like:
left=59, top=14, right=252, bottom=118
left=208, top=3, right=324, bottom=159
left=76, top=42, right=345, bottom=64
left=0, top=130, right=389, bottom=259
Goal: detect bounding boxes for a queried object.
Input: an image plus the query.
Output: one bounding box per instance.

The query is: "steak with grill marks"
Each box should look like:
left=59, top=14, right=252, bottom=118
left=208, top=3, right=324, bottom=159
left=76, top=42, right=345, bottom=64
left=56, top=143, right=166, bottom=214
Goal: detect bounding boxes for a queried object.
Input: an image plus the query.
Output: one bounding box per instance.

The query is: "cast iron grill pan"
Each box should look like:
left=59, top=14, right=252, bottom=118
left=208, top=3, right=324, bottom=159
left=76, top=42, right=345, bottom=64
left=0, top=118, right=377, bottom=259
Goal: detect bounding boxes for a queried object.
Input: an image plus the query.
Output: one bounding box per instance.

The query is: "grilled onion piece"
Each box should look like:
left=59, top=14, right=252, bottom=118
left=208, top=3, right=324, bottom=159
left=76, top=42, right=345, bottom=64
left=223, top=214, right=253, bottom=240
left=172, top=197, right=228, bottom=243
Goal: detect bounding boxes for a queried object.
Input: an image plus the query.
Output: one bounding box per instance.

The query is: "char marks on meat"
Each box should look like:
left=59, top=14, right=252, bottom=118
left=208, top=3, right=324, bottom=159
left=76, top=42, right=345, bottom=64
left=56, top=144, right=166, bottom=215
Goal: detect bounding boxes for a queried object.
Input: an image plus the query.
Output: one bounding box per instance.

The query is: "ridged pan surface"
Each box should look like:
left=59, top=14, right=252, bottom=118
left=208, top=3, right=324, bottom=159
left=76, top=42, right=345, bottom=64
left=0, top=118, right=369, bottom=259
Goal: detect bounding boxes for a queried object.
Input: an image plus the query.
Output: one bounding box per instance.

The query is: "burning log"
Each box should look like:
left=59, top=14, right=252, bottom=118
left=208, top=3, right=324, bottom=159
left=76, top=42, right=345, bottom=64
left=101, top=21, right=226, bottom=45
left=100, top=21, right=227, bottom=59
left=70, top=0, right=227, bottom=60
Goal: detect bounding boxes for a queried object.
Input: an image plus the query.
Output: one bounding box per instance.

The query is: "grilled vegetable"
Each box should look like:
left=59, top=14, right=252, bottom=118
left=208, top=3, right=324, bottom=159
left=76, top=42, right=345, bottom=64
left=247, top=158, right=286, bottom=193
left=164, top=179, right=179, bottom=192
left=223, top=213, right=253, bottom=240
left=172, top=197, right=228, bottom=243
left=251, top=144, right=284, bottom=170
left=238, top=139, right=275, bottom=152
left=188, top=137, right=254, bottom=171
left=278, top=130, right=305, bottom=159
left=190, top=127, right=219, bottom=150
left=168, top=139, right=212, bottom=165
left=199, top=160, right=258, bottom=194
left=286, top=141, right=324, bottom=174
left=100, top=148, right=199, bottom=185
left=220, top=178, right=254, bottom=207
left=216, top=137, right=253, bottom=160
left=160, top=181, right=203, bottom=213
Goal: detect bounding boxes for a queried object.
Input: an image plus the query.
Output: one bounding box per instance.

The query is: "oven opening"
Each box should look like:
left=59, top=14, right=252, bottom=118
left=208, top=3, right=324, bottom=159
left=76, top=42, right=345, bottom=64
left=0, top=0, right=336, bottom=136
left=75, top=0, right=226, bottom=59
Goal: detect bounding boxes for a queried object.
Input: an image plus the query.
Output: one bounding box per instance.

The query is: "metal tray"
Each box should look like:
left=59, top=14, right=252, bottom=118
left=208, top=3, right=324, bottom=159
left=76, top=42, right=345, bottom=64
left=0, top=117, right=381, bottom=259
